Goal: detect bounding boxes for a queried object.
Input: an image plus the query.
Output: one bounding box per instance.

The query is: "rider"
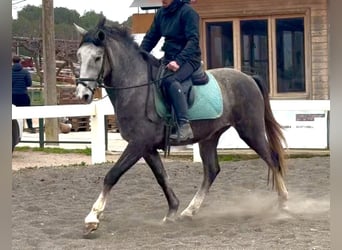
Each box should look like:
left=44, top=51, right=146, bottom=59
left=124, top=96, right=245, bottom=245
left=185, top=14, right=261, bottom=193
left=140, top=0, right=202, bottom=141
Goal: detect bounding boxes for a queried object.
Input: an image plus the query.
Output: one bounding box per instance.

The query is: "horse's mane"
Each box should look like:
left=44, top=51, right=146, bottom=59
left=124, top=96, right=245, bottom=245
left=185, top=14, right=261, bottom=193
left=80, top=17, right=138, bottom=49
left=80, top=17, right=160, bottom=66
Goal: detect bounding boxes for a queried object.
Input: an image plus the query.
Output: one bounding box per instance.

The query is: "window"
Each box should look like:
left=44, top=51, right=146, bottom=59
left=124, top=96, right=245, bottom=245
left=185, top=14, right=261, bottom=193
left=276, top=18, right=305, bottom=92
left=240, top=20, right=269, bottom=88
left=204, top=16, right=307, bottom=97
left=206, top=22, right=234, bottom=69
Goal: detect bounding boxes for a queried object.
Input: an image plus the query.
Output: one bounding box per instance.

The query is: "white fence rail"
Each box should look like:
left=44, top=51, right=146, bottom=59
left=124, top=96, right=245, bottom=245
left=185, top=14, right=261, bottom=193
left=12, top=97, right=114, bottom=164
left=12, top=99, right=330, bottom=164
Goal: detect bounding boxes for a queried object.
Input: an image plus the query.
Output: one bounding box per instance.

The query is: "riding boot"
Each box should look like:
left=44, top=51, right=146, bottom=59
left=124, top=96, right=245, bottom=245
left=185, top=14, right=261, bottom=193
left=170, top=122, right=194, bottom=141
left=167, top=81, right=194, bottom=141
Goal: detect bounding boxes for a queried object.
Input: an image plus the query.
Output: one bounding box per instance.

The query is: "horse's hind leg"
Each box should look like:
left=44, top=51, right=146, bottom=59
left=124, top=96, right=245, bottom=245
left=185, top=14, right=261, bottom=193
left=180, top=135, right=221, bottom=219
left=235, top=124, right=288, bottom=206
left=84, top=142, right=144, bottom=235
left=144, top=150, right=179, bottom=222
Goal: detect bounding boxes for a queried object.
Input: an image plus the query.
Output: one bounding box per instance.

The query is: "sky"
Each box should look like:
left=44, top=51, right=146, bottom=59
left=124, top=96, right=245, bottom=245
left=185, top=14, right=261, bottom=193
left=12, top=0, right=142, bottom=23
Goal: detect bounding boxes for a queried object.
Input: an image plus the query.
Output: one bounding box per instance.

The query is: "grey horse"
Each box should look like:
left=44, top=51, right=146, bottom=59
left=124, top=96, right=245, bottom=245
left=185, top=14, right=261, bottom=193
left=74, top=18, right=288, bottom=235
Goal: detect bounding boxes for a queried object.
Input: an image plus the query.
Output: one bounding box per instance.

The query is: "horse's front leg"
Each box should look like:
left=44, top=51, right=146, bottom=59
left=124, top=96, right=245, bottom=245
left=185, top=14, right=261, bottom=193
left=144, top=150, right=179, bottom=222
left=84, top=142, right=144, bottom=235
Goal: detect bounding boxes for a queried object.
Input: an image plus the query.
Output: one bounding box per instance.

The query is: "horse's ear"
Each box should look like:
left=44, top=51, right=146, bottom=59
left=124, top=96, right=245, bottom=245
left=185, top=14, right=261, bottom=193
left=97, top=30, right=105, bottom=41
left=95, top=17, right=106, bottom=42
left=73, top=23, right=87, bottom=36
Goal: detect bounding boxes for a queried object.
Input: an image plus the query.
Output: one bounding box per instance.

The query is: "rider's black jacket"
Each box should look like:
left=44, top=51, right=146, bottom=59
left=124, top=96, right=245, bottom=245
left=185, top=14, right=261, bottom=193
left=140, top=0, right=201, bottom=71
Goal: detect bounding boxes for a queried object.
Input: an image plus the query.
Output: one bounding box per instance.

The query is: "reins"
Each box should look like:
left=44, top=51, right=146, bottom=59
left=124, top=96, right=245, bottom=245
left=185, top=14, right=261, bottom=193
left=98, top=78, right=162, bottom=90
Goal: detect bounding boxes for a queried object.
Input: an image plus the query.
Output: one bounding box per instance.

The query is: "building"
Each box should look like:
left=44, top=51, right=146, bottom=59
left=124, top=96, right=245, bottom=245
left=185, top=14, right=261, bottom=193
left=130, top=0, right=329, bottom=100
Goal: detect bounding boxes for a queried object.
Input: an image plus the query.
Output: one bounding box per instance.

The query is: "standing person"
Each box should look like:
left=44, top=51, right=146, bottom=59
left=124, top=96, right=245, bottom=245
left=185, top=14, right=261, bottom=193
left=140, top=0, right=202, bottom=141
left=12, top=55, right=35, bottom=133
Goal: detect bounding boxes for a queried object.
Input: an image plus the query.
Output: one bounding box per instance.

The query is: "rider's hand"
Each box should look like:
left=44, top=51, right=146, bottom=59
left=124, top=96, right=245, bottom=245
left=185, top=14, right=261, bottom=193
left=167, top=61, right=180, bottom=72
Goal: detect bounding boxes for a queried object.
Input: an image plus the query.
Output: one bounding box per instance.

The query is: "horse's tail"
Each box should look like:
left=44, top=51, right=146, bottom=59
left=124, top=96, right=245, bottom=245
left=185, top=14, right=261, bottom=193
left=252, top=75, right=287, bottom=182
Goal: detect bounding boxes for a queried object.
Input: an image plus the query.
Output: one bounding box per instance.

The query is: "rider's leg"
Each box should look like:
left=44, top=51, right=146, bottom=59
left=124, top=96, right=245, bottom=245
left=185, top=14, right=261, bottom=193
left=162, top=62, right=198, bottom=141
left=166, top=80, right=193, bottom=141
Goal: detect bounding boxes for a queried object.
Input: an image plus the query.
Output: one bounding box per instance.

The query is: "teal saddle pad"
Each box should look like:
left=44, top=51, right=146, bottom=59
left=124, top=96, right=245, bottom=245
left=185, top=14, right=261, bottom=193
left=155, top=71, right=223, bottom=120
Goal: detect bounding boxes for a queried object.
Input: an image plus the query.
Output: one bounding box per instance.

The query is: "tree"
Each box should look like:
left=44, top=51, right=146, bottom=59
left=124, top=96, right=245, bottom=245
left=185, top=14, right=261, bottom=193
left=13, top=6, right=133, bottom=40
left=13, top=5, right=43, bottom=38
left=13, top=17, right=41, bottom=38
left=79, top=10, right=104, bottom=29
left=54, top=7, right=80, bottom=25
left=17, top=4, right=42, bottom=21
left=122, top=16, right=132, bottom=29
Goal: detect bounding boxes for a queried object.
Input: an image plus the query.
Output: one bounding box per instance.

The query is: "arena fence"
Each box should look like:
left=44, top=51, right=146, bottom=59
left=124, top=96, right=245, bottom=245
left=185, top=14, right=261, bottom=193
left=12, top=98, right=330, bottom=164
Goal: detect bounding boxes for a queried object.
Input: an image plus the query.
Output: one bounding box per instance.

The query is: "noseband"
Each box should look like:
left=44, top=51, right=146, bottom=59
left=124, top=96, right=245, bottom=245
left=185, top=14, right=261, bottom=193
left=76, top=75, right=103, bottom=95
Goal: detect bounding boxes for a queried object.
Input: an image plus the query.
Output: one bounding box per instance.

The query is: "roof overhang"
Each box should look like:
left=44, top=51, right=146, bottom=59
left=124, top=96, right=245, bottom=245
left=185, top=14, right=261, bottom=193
left=130, top=0, right=162, bottom=10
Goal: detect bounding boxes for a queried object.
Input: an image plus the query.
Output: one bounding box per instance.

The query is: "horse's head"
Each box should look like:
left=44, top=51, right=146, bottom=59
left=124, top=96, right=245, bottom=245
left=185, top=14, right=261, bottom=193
left=74, top=19, right=106, bottom=103
left=74, top=18, right=162, bottom=104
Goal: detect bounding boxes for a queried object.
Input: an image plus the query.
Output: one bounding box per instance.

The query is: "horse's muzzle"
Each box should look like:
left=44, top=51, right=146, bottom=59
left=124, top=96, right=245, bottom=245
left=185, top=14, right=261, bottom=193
left=75, top=86, right=93, bottom=104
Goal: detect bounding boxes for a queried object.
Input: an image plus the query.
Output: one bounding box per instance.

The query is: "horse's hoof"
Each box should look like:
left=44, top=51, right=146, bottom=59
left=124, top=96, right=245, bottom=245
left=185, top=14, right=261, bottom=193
left=279, top=202, right=289, bottom=212
left=163, top=216, right=176, bottom=224
left=177, top=213, right=193, bottom=222
left=83, top=222, right=99, bottom=236
left=278, top=196, right=289, bottom=211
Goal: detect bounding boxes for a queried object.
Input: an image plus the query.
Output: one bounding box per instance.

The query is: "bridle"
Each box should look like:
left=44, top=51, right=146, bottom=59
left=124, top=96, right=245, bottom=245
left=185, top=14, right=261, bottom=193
left=75, top=45, right=171, bottom=93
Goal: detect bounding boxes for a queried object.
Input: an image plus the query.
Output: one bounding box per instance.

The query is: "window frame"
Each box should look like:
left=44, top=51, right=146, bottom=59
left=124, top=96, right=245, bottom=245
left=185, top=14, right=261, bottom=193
left=202, top=11, right=311, bottom=99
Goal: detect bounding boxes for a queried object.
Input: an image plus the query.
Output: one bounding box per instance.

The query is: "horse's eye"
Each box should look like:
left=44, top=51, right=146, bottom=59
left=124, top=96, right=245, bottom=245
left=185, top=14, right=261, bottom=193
left=95, top=56, right=101, bottom=62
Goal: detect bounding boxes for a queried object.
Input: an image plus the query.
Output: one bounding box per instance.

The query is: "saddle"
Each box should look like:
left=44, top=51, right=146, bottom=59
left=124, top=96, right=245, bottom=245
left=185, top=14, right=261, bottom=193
left=153, top=65, right=223, bottom=123
left=157, top=64, right=209, bottom=109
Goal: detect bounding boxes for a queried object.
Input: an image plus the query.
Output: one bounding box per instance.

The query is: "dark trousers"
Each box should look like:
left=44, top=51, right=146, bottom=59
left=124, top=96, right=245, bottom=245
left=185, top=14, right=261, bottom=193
left=163, top=62, right=195, bottom=85
left=162, top=62, right=197, bottom=125
left=12, top=93, right=33, bottom=129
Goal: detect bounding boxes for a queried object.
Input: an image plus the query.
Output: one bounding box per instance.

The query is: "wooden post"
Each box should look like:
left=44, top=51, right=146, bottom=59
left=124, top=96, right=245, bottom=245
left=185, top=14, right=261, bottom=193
left=42, top=0, right=58, bottom=145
